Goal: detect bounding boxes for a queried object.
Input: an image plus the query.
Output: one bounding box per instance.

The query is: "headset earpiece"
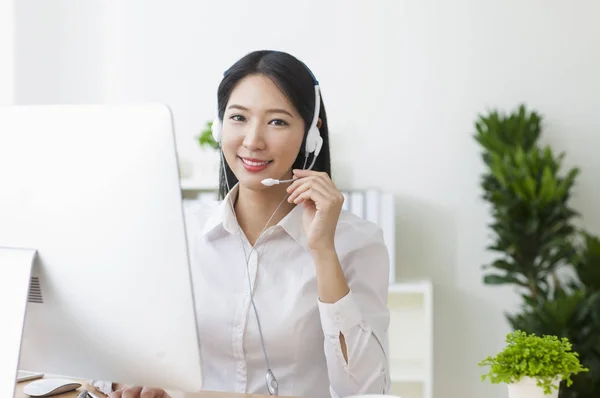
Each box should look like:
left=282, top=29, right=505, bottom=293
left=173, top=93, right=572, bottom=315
left=305, top=125, right=319, bottom=154
left=304, top=85, right=322, bottom=158
left=306, top=134, right=323, bottom=171
left=313, top=134, right=323, bottom=160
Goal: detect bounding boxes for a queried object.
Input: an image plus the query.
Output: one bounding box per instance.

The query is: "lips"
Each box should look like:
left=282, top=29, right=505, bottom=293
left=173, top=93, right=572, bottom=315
left=239, top=157, right=272, bottom=172
left=241, top=158, right=271, bottom=166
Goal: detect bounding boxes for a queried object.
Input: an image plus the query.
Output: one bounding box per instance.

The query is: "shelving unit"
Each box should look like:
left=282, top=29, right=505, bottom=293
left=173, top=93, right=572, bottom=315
left=179, top=178, right=218, bottom=201
left=180, top=178, right=217, bottom=191
left=388, top=280, right=433, bottom=398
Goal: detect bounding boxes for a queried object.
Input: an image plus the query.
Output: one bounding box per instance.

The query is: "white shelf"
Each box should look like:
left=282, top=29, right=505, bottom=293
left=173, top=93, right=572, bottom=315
left=389, top=280, right=432, bottom=294
left=179, top=178, right=217, bottom=191
left=389, top=358, right=427, bottom=383
left=386, top=279, right=433, bottom=398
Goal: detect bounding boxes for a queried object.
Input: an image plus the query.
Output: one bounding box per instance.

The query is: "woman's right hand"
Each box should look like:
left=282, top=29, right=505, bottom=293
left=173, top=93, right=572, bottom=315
left=108, top=386, right=170, bottom=398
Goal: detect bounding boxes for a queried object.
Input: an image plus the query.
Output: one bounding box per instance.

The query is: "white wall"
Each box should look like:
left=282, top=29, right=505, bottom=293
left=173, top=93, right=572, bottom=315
left=14, top=1, right=600, bottom=397
left=0, top=0, right=15, bottom=104
left=15, top=0, right=106, bottom=104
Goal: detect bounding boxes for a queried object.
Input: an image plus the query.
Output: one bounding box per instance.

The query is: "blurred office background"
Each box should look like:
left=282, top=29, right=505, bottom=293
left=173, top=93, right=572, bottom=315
left=2, top=1, right=600, bottom=398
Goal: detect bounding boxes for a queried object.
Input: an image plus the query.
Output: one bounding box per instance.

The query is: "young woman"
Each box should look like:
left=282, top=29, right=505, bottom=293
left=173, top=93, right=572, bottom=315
left=108, top=50, right=391, bottom=398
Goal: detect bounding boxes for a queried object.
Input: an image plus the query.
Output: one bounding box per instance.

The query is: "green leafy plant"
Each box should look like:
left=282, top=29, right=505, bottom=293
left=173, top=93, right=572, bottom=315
left=572, top=232, right=600, bottom=293
left=474, top=104, right=600, bottom=397
left=197, top=120, right=219, bottom=150
left=479, top=330, right=588, bottom=394
left=474, top=104, right=580, bottom=302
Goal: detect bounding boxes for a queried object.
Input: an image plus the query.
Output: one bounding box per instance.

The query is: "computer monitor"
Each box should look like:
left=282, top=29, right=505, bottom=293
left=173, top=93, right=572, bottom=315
left=0, top=104, right=203, bottom=397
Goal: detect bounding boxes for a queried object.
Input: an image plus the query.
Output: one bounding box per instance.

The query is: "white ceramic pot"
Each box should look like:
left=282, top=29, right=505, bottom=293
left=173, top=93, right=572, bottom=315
left=508, top=376, right=560, bottom=398
left=345, top=395, right=402, bottom=398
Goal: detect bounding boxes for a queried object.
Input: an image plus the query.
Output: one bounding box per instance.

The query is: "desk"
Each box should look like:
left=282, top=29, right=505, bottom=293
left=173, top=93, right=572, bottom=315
left=14, top=377, right=276, bottom=398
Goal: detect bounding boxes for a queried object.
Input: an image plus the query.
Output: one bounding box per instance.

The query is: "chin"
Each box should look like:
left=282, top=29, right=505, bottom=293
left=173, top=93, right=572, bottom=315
left=239, top=179, right=270, bottom=191
left=233, top=170, right=268, bottom=190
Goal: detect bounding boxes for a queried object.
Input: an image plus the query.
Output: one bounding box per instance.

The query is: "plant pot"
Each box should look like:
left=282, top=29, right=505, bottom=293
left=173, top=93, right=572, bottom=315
left=345, top=395, right=402, bottom=398
left=507, top=377, right=560, bottom=398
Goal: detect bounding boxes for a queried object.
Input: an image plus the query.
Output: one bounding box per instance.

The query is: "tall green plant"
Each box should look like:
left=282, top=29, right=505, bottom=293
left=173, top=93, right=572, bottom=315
left=474, top=104, right=600, bottom=397
left=474, top=104, right=580, bottom=302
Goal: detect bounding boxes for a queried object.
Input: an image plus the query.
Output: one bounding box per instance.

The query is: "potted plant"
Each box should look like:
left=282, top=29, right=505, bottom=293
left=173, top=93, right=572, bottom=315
left=197, top=120, right=219, bottom=150
left=473, top=104, right=600, bottom=397
left=187, top=119, right=220, bottom=188
left=479, top=330, right=588, bottom=398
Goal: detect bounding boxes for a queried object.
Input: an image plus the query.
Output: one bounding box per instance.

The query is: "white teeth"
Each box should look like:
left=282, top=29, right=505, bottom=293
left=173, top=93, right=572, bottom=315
left=242, top=158, right=270, bottom=166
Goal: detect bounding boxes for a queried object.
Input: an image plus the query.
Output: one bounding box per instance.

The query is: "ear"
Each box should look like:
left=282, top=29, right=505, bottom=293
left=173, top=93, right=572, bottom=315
left=317, top=118, right=322, bottom=129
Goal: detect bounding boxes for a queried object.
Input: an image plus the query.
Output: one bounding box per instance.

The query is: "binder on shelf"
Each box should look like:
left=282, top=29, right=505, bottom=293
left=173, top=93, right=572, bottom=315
left=380, top=192, right=396, bottom=284
left=365, top=189, right=379, bottom=224
left=198, top=191, right=218, bottom=203
left=341, top=191, right=350, bottom=211
left=349, top=191, right=364, bottom=218
left=345, top=189, right=395, bottom=285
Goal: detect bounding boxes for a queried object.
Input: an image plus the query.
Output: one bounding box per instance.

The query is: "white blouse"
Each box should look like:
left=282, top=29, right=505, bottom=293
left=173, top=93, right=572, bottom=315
left=94, top=186, right=391, bottom=397
left=183, top=186, right=391, bottom=398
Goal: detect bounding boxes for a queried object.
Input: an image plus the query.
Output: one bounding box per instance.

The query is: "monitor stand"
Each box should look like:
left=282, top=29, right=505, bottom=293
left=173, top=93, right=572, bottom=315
left=0, top=248, right=36, bottom=398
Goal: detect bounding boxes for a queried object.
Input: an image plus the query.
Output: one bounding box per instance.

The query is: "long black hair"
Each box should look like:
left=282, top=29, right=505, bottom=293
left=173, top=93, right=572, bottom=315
left=215, top=50, right=331, bottom=200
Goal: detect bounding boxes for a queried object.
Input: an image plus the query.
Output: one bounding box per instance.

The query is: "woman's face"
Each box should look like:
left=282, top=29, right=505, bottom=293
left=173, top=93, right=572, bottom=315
left=221, top=74, right=305, bottom=191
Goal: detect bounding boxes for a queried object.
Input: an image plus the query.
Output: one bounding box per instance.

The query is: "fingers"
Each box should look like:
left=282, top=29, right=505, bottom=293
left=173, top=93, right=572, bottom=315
left=285, top=177, right=309, bottom=197
left=287, top=170, right=337, bottom=195
left=293, top=188, right=329, bottom=208
left=122, top=387, right=143, bottom=398
left=109, top=388, right=127, bottom=398
left=287, top=178, right=331, bottom=204
left=110, top=386, right=166, bottom=398
left=141, top=387, right=167, bottom=398
left=291, top=170, right=333, bottom=189
left=292, top=169, right=328, bottom=178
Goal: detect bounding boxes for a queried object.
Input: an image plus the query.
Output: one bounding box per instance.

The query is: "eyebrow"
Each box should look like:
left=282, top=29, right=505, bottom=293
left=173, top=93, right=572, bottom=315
left=226, top=104, right=294, bottom=118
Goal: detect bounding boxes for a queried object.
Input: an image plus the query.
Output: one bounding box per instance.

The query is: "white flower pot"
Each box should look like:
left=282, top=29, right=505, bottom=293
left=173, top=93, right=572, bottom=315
left=508, top=376, right=560, bottom=398
left=345, top=395, right=402, bottom=398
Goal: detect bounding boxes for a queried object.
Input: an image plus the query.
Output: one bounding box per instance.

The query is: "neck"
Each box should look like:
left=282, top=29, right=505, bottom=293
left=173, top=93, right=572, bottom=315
left=234, top=182, right=296, bottom=246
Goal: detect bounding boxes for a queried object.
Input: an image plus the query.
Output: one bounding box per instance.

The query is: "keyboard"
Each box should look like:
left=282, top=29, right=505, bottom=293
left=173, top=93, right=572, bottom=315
left=16, top=370, right=44, bottom=382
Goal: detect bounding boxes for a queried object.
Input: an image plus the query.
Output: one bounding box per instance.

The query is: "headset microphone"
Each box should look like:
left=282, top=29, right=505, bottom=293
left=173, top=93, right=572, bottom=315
left=261, top=177, right=296, bottom=187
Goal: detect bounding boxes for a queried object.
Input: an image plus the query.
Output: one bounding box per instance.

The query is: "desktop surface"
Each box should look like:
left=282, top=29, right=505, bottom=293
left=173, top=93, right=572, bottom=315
left=13, top=377, right=289, bottom=398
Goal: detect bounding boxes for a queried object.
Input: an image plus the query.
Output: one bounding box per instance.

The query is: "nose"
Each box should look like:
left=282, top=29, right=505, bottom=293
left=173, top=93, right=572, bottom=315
left=242, top=121, right=266, bottom=150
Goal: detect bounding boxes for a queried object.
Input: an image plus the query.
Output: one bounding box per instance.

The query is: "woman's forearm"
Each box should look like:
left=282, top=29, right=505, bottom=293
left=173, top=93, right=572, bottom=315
left=311, top=247, right=351, bottom=361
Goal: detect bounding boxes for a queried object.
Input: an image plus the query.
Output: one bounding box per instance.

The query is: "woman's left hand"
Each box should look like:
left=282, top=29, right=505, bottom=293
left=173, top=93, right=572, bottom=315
left=286, top=169, right=344, bottom=252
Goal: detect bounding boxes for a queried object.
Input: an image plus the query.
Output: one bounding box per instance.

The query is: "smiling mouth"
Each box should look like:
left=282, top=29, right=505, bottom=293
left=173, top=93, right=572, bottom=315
left=239, top=157, right=273, bottom=166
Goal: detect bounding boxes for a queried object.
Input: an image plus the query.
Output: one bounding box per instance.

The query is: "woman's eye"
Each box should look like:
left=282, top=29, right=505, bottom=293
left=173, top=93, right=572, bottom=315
left=269, top=119, right=288, bottom=126
left=230, top=114, right=245, bottom=122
